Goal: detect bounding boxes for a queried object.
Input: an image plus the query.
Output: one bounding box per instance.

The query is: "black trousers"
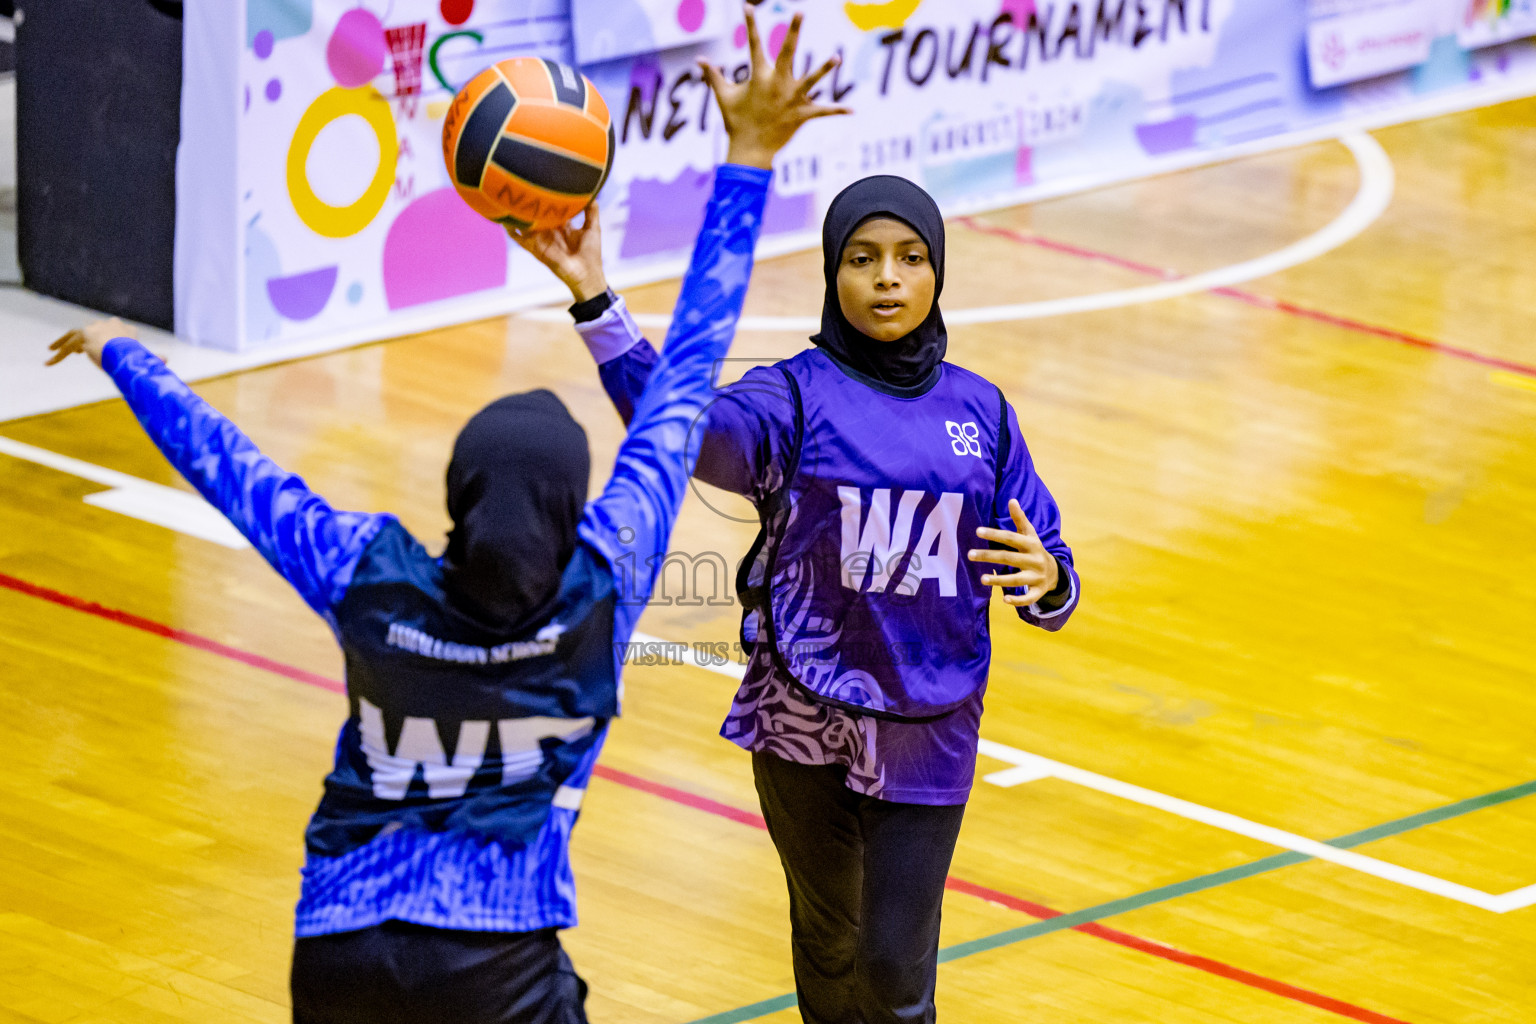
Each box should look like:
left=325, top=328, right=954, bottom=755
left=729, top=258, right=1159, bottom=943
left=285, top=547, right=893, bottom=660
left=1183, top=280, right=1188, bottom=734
left=753, top=751, right=968, bottom=1024
left=291, top=921, right=588, bottom=1024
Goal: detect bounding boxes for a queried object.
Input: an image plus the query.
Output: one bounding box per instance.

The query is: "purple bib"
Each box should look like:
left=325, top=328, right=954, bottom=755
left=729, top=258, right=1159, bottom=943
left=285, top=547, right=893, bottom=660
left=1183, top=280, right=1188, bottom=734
left=737, top=350, right=1007, bottom=720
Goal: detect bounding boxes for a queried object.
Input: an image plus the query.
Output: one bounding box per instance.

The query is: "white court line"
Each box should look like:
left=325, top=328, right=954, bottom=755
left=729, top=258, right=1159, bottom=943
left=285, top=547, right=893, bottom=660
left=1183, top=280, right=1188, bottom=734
left=8, top=440, right=1530, bottom=913
left=518, top=132, right=1393, bottom=333
left=629, top=629, right=1533, bottom=914
left=977, top=739, right=1536, bottom=914
left=0, top=435, right=249, bottom=549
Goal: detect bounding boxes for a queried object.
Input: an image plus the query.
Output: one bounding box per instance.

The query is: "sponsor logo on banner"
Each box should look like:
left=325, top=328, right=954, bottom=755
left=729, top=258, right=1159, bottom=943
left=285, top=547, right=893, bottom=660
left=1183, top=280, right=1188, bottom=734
left=1306, top=0, right=1436, bottom=89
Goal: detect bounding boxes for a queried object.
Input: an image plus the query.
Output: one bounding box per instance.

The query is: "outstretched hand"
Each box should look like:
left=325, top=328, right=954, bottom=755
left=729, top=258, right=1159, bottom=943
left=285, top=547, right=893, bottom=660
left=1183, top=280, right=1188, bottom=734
left=968, top=499, right=1061, bottom=606
left=46, top=317, right=136, bottom=369
left=698, top=8, right=850, bottom=169
left=509, top=202, right=608, bottom=304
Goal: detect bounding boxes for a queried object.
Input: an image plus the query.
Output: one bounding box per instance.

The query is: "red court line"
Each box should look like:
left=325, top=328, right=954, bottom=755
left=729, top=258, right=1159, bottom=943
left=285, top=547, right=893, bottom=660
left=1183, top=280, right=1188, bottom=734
left=3, top=571, right=1416, bottom=1024
left=955, top=215, right=1536, bottom=381
left=1074, top=920, right=1412, bottom=1024
left=591, top=764, right=769, bottom=831
left=941, top=877, right=1409, bottom=1024
left=0, top=571, right=345, bottom=694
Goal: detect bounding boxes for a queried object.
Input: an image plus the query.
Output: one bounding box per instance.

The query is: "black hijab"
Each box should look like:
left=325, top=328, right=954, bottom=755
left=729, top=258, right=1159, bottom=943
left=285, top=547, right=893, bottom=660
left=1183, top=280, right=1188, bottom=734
left=812, top=175, right=947, bottom=389
left=440, top=390, right=590, bottom=634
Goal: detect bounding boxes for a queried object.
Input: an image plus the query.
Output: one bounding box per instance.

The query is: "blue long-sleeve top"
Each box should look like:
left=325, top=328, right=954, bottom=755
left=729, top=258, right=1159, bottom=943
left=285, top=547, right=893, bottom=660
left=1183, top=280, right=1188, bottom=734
left=100, top=164, right=773, bottom=933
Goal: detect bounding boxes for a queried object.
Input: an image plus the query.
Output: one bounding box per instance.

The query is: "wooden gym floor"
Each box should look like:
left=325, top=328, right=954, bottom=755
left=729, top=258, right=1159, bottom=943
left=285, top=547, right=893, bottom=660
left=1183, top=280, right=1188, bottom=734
left=2, top=97, right=1535, bottom=1024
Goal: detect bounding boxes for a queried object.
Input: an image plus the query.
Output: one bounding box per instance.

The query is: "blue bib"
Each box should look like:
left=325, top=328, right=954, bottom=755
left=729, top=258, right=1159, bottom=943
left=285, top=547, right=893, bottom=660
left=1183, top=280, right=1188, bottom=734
left=306, top=520, right=617, bottom=857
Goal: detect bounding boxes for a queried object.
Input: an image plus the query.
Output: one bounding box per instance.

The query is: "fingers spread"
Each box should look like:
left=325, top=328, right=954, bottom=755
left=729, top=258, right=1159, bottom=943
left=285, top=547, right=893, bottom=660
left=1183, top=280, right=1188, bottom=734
left=696, top=57, right=723, bottom=95
left=744, top=7, right=766, bottom=71
left=1004, top=585, right=1047, bottom=606
left=1009, top=498, right=1039, bottom=537
left=795, top=54, right=840, bottom=99
left=45, top=331, right=83, bottom=366
left=775, top=12, right=804, bottom=76
left=967, top=548, right=1028, bottom=568
left=802, top=104, right=853, bottom=120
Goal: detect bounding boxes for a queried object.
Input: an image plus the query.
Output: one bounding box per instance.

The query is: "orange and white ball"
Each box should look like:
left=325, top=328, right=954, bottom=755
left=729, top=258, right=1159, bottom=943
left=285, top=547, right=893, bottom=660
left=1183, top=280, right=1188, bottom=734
left=442, top=57, right=614, bottom=230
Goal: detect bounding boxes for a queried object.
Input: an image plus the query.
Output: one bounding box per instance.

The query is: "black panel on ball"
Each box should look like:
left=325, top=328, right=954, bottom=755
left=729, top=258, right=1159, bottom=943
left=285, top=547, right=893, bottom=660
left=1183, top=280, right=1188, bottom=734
left=595, top=124, right=617, bottom=196
left=491, top=138, right=603, bottom=197
left=542, top=59, right=586, bottom=109
left=455, top=82, right=517, bottom=188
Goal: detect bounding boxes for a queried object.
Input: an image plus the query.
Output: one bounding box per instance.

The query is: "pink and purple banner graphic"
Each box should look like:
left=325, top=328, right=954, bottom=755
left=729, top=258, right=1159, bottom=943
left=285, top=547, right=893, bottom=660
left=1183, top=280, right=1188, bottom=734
left=175, top=0, right=1536, bottom=351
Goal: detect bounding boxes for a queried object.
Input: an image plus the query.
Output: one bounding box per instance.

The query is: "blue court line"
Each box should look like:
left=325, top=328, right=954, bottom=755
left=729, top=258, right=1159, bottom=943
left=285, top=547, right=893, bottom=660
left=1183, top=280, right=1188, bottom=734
left=686, top=777, right=1536, bottom=1024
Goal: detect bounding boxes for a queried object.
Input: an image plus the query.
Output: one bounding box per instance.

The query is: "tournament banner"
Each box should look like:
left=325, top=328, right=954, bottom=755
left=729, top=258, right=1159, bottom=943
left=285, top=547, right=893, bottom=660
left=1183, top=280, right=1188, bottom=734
left=176, top=0, right=1536, bottom=352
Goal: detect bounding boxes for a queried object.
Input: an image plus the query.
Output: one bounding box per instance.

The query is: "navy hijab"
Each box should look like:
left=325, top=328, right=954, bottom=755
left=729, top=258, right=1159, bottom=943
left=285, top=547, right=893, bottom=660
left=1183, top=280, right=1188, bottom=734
left=813, top=175, right=947, bottom=389
left=441, top=390, right=590, bottom=634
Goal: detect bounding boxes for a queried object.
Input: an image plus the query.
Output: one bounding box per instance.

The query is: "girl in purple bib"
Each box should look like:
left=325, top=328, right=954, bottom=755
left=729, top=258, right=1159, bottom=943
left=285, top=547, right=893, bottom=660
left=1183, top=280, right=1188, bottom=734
left=520, top=172, right=1078, bottom=1023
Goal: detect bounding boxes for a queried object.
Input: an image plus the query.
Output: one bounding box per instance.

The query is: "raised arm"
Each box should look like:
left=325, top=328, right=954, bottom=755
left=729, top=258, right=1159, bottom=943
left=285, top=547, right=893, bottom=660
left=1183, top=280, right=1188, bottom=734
left=579, top=164, right=769, bottom=616
left=574, top=9, right=848, bottom=643
left=48, top=323, right=385, bottom=623
left=516, top=14, right=839, bottom=502
left=572, top=299, right=793, bottom=498
left=517, top=196, right=788, bottom=499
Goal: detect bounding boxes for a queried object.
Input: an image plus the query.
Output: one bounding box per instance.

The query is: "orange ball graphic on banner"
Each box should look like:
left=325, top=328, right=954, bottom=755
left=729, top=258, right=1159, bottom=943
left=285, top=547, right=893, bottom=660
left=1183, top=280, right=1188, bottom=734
left=442, top=57, right=615, bottom=231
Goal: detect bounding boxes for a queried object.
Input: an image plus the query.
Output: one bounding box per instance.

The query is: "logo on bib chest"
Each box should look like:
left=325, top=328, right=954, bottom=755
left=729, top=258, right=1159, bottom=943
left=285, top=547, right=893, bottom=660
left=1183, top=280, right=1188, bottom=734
left=946, top=421, right=982, bottom=457
left=838, top=487, right=964, bottom=597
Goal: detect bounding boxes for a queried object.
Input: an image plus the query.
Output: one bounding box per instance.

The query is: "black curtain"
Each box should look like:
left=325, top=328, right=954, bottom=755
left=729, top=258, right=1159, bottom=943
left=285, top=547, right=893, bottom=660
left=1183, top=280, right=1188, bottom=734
left=0, top=3, right=14, bottom=76
left=16, top=0, right=183, bottom=328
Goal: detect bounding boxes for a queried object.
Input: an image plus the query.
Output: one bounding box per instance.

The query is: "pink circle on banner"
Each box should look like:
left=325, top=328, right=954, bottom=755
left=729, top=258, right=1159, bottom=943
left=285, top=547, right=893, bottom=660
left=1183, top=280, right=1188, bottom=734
left=327, top=9, right=387, bottom=89
left=254, top=29, right=275, bottom=59
left=677, top=0, right=705, bottom=33
left=734, top=23, right=747, bottom=47
left=266, top=78, right=283, bottom=101
left=768, top=21, right=788, bottom=59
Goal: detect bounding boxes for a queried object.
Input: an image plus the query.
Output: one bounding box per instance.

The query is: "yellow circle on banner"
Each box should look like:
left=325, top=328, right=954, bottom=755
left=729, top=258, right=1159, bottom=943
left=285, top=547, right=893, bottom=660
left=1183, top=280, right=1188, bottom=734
left=286, top=87, right=399, bottom=239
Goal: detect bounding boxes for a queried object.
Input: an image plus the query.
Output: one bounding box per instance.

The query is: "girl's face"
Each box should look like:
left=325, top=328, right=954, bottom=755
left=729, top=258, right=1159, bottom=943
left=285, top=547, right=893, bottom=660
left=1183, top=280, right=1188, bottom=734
left=835, top=217, right=936, bottom=342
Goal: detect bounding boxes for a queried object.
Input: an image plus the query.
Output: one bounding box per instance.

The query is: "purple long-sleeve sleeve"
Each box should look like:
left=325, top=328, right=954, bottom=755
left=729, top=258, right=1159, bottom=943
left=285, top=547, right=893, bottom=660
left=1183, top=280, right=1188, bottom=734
left=576, top=298, right=795, bottom=500
left=993, top=401, right=1079, bottom=629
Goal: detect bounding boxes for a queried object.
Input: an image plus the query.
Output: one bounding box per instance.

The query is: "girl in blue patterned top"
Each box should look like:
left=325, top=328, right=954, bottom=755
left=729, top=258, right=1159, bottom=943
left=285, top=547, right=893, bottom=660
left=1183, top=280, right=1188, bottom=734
left=45, top=16, right=846, bottom=1023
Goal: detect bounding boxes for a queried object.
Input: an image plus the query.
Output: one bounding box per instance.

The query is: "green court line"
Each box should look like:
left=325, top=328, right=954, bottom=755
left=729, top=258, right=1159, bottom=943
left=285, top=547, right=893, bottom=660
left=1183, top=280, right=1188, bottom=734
left=689, top=777, right=1536, bottom=1023
left=689, top=995, right=799, bottom=1024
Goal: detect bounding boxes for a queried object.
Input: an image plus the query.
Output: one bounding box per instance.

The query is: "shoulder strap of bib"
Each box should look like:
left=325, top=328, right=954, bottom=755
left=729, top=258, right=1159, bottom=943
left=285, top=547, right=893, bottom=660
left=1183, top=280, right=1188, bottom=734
left=993, top=386, right=1011, bottom=510
left=734, top=366, right=803, bottom=617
